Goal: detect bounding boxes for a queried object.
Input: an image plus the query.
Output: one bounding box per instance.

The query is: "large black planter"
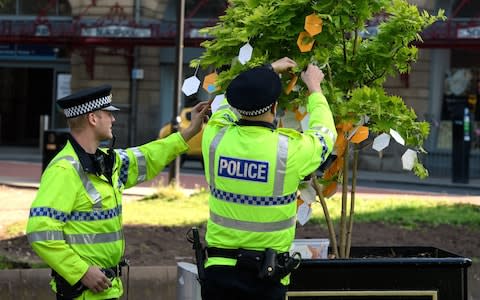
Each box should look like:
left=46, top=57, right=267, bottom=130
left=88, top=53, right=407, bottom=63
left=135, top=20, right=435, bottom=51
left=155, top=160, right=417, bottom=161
left=288, top=247, right=472, bottom=300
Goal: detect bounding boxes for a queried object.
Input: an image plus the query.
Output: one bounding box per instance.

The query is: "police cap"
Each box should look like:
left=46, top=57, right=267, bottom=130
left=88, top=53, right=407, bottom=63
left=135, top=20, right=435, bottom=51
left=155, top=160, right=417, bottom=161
left=226, top=66, right=281, bottom=116
left=57, top=84, right=120, bottom=118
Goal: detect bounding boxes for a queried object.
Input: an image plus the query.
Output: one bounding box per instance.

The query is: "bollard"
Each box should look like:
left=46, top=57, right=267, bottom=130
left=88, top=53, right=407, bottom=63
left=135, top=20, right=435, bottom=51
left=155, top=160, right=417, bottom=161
left=176, top=262, right=201, bottom=300
left=39, top=115, right=49, bottom=153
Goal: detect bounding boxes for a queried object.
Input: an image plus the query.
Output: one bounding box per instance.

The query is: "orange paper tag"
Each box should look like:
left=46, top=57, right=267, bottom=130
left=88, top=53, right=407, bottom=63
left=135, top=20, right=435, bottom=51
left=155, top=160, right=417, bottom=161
left=285, top=74, right=298, bottom=95
left=350, top=126, right=369, bottom=143
left=202, top=72, right=218, bottom=93
left=305, top=14, right=323, bottom=36
left=322, top=182, right=337, bottom=198
left=297, top=31, right=315, bottom=53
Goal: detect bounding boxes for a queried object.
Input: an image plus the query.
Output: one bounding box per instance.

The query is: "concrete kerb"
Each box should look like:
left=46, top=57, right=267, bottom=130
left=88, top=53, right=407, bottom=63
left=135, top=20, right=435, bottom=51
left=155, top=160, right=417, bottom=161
left=0, top=266, right=180, bottom=300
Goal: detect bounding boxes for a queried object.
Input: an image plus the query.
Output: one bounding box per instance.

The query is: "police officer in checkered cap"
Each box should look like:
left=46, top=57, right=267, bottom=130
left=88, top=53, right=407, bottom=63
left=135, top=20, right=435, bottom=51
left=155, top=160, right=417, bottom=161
left=27, top=84, right=210, bottom=299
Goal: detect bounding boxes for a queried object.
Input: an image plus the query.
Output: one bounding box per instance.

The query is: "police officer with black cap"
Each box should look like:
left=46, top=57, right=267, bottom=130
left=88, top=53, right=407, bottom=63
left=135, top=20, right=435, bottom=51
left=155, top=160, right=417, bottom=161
left=27, top=84, right=209, bottom=299
left=200, top=57, right=337, bottom=300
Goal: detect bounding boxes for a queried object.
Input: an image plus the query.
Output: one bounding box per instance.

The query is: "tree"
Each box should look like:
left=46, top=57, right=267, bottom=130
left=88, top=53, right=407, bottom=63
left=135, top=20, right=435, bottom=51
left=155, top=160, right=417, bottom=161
left=192, top=0, right=445, bottom=258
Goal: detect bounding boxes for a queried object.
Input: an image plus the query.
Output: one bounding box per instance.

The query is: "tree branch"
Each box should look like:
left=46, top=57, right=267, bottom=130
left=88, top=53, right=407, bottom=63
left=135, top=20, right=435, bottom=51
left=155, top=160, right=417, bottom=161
left=312, top=174, right=339, bottom=258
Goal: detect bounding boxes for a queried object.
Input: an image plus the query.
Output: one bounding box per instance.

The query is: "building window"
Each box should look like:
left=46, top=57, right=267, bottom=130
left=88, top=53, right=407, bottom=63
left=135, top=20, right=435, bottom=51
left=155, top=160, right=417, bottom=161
left=0, top=0, right=71, bottom=16
left=0, top=0, right=16, bottom=14
left=186, top=0, right=227, bottom=19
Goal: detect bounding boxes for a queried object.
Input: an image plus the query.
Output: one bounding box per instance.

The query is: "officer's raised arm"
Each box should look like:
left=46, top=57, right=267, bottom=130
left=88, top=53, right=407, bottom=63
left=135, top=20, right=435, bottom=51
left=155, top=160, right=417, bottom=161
left=298, top=63, right=337, bottom=178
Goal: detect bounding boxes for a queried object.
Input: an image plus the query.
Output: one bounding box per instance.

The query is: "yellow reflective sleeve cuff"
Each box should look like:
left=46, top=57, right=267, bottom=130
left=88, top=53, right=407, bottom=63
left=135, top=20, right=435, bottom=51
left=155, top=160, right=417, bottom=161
left=136, top=132, right=189, bottom=182
left=306, top=92, right=337, bottom=146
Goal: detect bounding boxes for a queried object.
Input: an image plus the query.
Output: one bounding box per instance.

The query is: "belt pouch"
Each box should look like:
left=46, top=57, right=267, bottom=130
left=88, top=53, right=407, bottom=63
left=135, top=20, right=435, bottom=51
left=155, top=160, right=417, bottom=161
left=235, top=249, right=263, bottom=273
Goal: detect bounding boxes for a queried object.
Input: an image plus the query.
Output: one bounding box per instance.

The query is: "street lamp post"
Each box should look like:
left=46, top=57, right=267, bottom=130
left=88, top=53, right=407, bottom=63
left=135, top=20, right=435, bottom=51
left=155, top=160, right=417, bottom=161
left=168, top=0, right=186, bottom=186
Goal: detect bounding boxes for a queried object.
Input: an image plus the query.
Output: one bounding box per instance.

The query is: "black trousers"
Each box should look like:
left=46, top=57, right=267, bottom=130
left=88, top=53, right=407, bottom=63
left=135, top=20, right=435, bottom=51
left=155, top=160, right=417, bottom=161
left=201, top=265, right=287, bottom=300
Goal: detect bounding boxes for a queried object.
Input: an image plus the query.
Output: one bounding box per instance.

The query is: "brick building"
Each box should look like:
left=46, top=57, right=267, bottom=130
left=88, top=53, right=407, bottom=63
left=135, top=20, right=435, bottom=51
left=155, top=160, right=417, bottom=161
left=0, top=0, right=478, bottom=178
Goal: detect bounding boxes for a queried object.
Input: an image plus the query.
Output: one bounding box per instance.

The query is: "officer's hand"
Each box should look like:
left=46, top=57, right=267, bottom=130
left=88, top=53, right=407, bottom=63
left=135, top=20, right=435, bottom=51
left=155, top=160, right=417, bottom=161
left=301, top=64, right=324, bottom=94
left=181, top=101, right=210, bottom=142
left=271, top=57, right=297, bottom=73
left=80, top=266, right=112, bottom=294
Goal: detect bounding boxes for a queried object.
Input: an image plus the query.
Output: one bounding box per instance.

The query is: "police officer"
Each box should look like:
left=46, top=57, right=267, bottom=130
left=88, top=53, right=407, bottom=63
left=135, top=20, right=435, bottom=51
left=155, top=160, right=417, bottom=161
left=201, top=57, right=337, bottom=300
left=26, top=84, right=208, bottom=299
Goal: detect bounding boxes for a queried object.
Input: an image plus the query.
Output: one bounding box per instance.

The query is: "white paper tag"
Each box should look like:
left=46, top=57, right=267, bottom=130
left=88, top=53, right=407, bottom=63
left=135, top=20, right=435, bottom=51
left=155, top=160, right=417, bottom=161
left=181, top=76, right=201, bottom=96
left=297, top=203, right=312, bottom=226
left=300, top=114, right=310, bottom=131
left=299, top=182, right=316, bottom=204
left=372, top=133, right=391, bottom=152
left=211, top=94, right=225, bottom=113
left=358, top=115, right=370, bottom=125
left=282, top=110, right=301, bottom=130
left=238, top=43, right=253, bottom=65
left=390, top=128, right=405, bottom=146
left=401, top=149, right=417, bottom=171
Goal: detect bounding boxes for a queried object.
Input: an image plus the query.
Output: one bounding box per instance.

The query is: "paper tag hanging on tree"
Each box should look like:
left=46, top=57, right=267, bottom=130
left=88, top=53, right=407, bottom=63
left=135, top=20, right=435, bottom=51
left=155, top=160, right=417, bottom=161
left=390, top=129, right=405, bottom=146
left=211, top=94, right=225, bottom=113
left=281, top=110, right=301, bottom=130
left=372, top=133, right=391, bottom=152
left=297, top=31, right=315, bottom=52
left=304, top=13, right=323, bottom=36
left=299, top=182, right=316, bottom=204
left=300, top=114, right=310, bottom=131
left=238, top=43, right=253, bottom=65
left=182, top=76, right=201, bottom=96
left=203, top=72, right=218, bottom=93
left=322, top=181, right=337, bottom=198
left=402, top=149, right=417, bottom=171
left=358, top=115, right=370, bottom=126
left=285, top=74, right=298, bottom=95
left=297, top=202, right=312, bottom=226
left=350, top=126, right=369, bottom=143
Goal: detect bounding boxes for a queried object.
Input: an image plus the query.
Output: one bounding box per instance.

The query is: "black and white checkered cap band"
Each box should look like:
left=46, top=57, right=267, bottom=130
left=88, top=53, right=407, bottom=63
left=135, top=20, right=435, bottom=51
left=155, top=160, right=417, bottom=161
left=235, top=104, right=273, bottom=116
left=63, top=94, right=113, bottom=118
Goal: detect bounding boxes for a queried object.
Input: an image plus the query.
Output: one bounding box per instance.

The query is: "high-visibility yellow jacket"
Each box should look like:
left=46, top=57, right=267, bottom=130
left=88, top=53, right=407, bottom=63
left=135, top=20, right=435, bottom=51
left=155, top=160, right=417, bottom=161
left=202, top=92, right=336, bottom=275
left=26, top=132, right=188, bottom=299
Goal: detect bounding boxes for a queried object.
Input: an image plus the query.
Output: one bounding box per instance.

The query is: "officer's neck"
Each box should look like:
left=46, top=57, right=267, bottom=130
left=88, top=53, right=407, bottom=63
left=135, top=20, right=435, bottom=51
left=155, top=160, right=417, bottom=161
left=70, top=131, right=100, bottom=154
left=241, top=112, right=275, bottom=124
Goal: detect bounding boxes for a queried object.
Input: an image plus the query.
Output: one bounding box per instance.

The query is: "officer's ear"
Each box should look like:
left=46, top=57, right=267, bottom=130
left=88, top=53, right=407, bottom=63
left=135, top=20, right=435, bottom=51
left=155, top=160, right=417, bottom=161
left=86, top=112, right=97, bottom=126
left=270, top=102, right=278, bottom=115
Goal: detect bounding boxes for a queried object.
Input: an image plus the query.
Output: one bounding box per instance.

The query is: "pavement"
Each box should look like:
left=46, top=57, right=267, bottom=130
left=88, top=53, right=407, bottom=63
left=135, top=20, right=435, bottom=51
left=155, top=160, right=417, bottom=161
left=1, top=145, right=480, bottom=196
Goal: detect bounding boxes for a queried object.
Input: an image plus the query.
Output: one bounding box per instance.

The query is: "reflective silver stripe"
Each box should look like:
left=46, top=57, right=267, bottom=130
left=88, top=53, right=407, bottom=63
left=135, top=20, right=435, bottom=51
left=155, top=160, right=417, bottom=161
left=209, top=128, right=227, bottom=185
left=64, top=230, right=123, bottom=244
left=210, top=211, right=296, bottom=232
left=27, top=231, right=64, bottom=243
left=131, top=147, right=147, bottom=183
left=311, top=125, right=337, bottom=143
left=54, top=156, right=102, bottom=205
left=273, top=134, right=288, bottom=195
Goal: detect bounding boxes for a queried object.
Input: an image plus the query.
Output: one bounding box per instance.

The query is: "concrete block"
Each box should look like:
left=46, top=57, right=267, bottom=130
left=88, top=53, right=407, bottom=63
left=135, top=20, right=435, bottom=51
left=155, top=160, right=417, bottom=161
left=0, top=266, right=178, bottom=300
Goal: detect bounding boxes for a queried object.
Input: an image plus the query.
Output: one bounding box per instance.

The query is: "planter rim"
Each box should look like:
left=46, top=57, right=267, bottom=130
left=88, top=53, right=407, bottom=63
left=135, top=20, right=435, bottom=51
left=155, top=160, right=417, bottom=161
left=301, top=257, right=472, bottom=267
left=303, top=246, right=473, bottom=267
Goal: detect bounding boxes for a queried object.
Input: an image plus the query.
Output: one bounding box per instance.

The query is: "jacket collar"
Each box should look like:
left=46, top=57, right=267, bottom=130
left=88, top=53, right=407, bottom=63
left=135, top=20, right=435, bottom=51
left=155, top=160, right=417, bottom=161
left=68, top=134, right=102, bottom=174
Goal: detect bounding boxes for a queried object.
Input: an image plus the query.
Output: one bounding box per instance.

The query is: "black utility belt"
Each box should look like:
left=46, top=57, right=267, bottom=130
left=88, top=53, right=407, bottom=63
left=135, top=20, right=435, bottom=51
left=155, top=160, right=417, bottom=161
left=206, top=247, right=301, bottom=281
left=207, top=247, right=289, bottom=261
